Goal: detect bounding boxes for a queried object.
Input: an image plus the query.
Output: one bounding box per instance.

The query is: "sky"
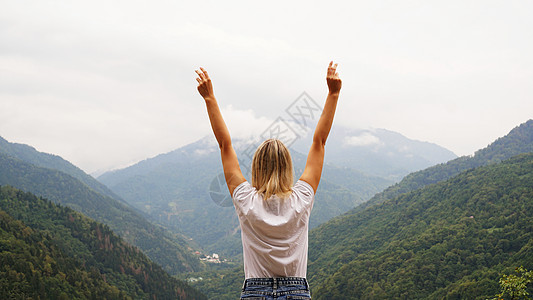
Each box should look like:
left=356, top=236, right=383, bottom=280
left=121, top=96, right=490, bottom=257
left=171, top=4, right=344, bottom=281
left=1, top=0, right=532, bottom=175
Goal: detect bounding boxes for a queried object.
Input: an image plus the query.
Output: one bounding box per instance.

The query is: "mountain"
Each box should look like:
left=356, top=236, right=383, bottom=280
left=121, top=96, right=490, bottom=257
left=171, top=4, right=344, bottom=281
left=0, top=185, right=206, bottom=299
left=307, top=152, right=533, bottom=299
left=292, top=126, right=457, bottom=180
left=0, top=139, right=202, bottom=274
left=0, top=136, right=124, bottom=203
left=350, top=119, right=533, bottom=215
left=98, top=135, right=397, bottom=258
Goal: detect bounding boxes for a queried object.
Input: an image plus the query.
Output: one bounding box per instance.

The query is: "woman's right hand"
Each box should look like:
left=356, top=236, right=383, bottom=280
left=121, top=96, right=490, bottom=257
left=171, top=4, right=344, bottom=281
left=326, top=61, right=342, bottom=95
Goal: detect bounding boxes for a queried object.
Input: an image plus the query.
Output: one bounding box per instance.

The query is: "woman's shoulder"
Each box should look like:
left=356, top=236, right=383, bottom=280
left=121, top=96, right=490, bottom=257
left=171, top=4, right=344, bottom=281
left=232, top=181, right=257, bottom=199
left=293, top=180, right=314, bottom=194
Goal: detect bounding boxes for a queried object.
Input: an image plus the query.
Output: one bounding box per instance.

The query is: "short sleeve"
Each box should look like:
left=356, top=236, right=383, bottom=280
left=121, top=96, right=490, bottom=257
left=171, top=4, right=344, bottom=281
left=231, top=181, right=250, bottom=200
left=232, top=181, right=257, bottom=213
left=232, top=181, right=252, bottom=200
left=292, top=180, right=315, bottom=210
left=293, top=180, right=314, bottom=196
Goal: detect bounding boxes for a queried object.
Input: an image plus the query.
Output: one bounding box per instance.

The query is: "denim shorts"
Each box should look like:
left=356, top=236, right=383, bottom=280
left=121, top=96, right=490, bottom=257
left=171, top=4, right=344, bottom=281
left=240, top=277, right=311, bottom=299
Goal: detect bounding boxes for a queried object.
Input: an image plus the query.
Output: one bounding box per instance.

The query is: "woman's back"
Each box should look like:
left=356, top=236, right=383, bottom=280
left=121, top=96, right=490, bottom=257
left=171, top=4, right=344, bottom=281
left=233, top=180, right=315, bottom=278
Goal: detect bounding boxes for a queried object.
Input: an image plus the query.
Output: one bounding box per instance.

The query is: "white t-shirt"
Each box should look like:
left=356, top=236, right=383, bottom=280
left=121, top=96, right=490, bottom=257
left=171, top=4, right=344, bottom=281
left=232, top=180, right=315, bottom=279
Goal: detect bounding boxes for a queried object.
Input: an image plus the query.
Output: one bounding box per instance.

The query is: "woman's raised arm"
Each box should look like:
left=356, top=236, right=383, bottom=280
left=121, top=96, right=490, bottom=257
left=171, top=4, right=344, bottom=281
left=299, top=61, right=342, bottom=193
left=196, top=67, right=246, bottom=195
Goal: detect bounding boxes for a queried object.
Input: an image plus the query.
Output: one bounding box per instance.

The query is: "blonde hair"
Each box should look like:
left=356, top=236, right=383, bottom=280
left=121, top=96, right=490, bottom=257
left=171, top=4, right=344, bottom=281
left=251, top=139, right=294, bottom=200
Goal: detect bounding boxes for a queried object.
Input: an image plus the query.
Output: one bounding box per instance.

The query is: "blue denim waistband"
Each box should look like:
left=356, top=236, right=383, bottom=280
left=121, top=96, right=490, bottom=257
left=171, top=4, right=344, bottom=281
left=243, top=277, right=308, bottom=288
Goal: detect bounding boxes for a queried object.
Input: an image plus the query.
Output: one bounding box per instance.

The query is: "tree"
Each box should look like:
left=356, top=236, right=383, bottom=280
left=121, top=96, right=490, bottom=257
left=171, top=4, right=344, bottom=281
left=492, top=266, right=532, bottom=300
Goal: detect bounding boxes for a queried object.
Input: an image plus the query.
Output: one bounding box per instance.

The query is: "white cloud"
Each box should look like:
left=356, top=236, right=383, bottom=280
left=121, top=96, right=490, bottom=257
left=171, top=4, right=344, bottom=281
left=221, top=105, right=274, bottom=139
left=343, top=133, right=382, bottom=147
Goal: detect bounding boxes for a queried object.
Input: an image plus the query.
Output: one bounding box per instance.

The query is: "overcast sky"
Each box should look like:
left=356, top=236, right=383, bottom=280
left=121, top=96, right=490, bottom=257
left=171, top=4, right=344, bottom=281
left=1, top=0, right=532, bottom=174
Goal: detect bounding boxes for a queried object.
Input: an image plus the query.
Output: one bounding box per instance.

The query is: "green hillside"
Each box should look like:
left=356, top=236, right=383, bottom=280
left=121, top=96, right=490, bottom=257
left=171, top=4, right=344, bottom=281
left=308, top=153, right=533, bottom=299
left=0, top=185, right=206, bottom=299
left=0, top=152, right=201, bottom=274
left=352, top=119, right=533, bottom=215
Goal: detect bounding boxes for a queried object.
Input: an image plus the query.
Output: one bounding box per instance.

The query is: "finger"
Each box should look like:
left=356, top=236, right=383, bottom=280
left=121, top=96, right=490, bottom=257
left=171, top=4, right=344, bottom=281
left=328, top=62, right=334, bottom=76
left=195, top=69, right=206, bottom=80
left=200, top=67, right=209, bottom=79
left=330, top=63, right=337, bottom=73
left=196, top=77, right=201, bottom=83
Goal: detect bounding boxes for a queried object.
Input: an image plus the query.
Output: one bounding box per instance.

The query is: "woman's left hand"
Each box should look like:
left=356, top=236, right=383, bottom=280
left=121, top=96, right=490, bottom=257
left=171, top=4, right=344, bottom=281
left=196, top=67, right=215, bottom=100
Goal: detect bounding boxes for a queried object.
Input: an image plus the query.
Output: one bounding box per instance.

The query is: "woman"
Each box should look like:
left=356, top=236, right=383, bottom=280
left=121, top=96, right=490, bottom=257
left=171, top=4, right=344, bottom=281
left=196, top=61, right=341, bottom=299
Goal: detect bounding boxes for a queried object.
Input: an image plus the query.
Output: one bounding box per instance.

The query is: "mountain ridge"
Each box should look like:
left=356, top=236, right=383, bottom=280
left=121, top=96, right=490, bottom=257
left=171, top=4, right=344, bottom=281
left=0, top=136, right=127, bottom=204
left=291, top=126, right=457, bottom=180
left=348, top=119, right=533, bottom=215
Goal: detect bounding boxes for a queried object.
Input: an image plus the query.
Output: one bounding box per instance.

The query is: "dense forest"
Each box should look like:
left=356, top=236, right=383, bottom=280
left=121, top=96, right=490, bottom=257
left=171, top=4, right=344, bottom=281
left=308, top=153, right=533, bottom=299
left=0, top=185, right=206, bottom=299
left=0, top=151, right=202, bottom=274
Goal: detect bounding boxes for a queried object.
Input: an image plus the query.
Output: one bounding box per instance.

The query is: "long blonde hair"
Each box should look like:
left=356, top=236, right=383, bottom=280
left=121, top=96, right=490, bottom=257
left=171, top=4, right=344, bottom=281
left=251, top=139, right=294, bottom=200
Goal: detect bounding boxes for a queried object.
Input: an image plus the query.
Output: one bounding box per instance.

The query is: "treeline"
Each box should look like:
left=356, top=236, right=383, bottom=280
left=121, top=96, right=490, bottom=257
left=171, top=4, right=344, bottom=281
left=308, top=153, right=533, bottom=299
left=0, top=185, right=206, bottom=299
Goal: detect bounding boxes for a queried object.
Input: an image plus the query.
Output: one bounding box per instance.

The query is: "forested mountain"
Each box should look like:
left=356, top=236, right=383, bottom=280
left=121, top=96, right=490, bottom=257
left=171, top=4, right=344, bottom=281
left=0, top=136, right=124, bottom=203
left=98, top=135, right=397, bottom=258
left=351, top=119, right=533, bottom=215
left=0, top=185, right=206, bottom=299
left=0, top=150, right=202, bottom=274
left=307, top=153, right=533, bottom=299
